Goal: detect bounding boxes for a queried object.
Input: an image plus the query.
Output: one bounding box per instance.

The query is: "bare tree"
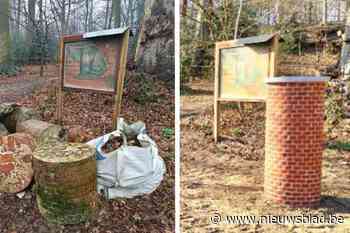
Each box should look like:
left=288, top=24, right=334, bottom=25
left=234, top=0, right=243, bottom=39
left=104, top=0, right=111, bottom=29
left=0, top=0, right=10, bottom=65
left=322, top=0, right=327, bottom=24
left=112, top=0, right=121, bottom=28
left=27, top=0, right=36, bottom=48
left=16, top=0, right=21, bottom=34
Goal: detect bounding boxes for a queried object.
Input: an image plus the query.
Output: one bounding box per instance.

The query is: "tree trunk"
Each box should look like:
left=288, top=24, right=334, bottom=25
left=308, top=1, right=313, bottom=24
left=16, top=0, right=21, bottom=34
left=322, top=0, right=327, bottom=24
left=181, top=0, right=187, bottom=17
left=0, top=0, right=10, bottom=65
left=27, top=0, right=36, bottom=49
left=343, top=1, right=350, bottom=43
left=112, top=0, right=121, bottom=28
left=273, top=0, right=279, bottom=24
left=340, top=0, right=350, bottom=117
left=135, top=0, right=144, bottom=37
left=85, top=0, right=89, bottom=31
left=234, top=0, right=243, bottom=39
left=89, top=0, right=94, bottom=31
left=338, top=0, right=341, bottom=22
left=135, top=0, right=174, bottom=81
left=39, top=0, right=44, bottom=77
left=60, top=0, right=66, bottom=35
left=129, top=0, right=134, bottom=27
left=104, top=0, right=111, bottom=29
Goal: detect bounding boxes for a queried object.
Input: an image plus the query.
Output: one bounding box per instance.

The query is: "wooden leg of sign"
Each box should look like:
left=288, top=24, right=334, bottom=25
left=112, top=92, right=121, bottom=129
left=112, top=30, right=130, bottom=129
left=213, top=43, right=220, bottom=143
left=57, top=87, right=63, bottom=125
left=238, top=102, right=244, bottom=120
left=214, top=100, right=220, bottom=143
left=57, top=38, right=65, bottom=126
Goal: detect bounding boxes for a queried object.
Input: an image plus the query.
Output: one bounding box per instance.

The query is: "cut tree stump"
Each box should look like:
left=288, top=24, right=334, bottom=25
left=0, top=133, right=35, bottom=193
left=33, top=142, right=98, bottom=225
left=2, top=107, right=39, bottom=133
left=16, top=119, right=66, bottom=144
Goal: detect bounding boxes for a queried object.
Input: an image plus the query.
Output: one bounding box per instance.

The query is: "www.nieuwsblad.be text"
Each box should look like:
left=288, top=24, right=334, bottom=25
left=210, top=213, right=344, bottom=225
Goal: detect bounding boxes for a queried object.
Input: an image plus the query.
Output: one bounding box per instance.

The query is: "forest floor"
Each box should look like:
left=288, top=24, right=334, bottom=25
left=0, top=65, right=175, bottom=233
left=0, top=65, right=59, bottom=103
left=181, top=53, right=350, bottom=233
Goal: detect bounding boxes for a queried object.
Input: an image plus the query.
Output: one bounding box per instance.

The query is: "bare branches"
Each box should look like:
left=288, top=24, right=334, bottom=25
left=234, top=0, right=243, bottom=39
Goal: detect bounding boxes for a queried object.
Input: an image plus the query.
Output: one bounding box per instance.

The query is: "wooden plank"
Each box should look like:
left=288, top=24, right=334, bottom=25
left=112, top=30, right=130, bottom=129
left=217, top=98, right=265, bottom=102
left=62, top=86, right=115, bottom=94
left=214, top=43, right=220, bottom=143
left=63, top=34, right=84, bottom=43
left=57, top=38, right=65, bottom=125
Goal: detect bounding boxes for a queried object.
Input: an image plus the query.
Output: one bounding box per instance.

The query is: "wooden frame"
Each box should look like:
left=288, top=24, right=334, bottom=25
left=214, top=34, right=279, bottom=142
left=57, top=28, right=130, bottom=129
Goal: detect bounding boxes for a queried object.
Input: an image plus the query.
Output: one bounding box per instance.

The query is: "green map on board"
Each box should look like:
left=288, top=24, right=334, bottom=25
left=66, top=41, right=108, bottom=79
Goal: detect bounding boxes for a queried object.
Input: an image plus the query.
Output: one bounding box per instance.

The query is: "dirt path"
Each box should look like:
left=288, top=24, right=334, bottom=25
left=181, top=79, right=350, bottom=233
left=0, top=65, right=59, bottom=103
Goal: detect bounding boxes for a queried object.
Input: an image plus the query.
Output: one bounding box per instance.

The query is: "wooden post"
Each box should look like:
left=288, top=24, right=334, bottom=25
left=213, top=43, right=220, bottom=143
left=269, top=34, right=279, bottom=77
left=112, top=29, right=130, bottom=129
left=57, top=38, right=65, bottom=125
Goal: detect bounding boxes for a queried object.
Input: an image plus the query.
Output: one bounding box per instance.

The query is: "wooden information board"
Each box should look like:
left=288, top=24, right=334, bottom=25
left=57, top=27, right=130, bottom=128
left=214, top=33, right=279, bottom=142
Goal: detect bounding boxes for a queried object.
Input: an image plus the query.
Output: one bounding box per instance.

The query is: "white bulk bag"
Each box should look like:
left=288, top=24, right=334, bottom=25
left=86, top=118, right=166, bottom=199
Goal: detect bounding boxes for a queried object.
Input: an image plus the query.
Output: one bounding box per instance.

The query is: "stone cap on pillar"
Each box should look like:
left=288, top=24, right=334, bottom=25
left=266, top=76, right=329, bottom=84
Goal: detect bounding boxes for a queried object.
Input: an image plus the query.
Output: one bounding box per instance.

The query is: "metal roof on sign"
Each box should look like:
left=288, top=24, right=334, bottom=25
left=233, top=33, right=277, bottom=46
left=83, top=27, right=129, bottom=39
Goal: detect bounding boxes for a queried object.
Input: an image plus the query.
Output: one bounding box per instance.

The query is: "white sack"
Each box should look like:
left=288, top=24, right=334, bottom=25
left=86, top=118, right=166, bottom=199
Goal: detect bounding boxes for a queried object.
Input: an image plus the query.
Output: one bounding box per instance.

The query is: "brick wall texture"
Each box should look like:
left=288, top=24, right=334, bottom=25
left=264, top=81, right=326, bottom=208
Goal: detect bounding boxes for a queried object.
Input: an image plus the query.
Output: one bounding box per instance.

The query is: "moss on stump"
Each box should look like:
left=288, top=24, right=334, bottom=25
left=33, top=142, right=98, bottom=225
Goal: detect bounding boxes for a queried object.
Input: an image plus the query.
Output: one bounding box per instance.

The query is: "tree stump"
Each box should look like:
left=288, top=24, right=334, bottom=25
left=2, top=107, right=39, bottom=133
left=0, top=133, right=35, bottom=193
left=33, top=142, right=98, bottom=225
left=17, top=119, right=66, bottom=144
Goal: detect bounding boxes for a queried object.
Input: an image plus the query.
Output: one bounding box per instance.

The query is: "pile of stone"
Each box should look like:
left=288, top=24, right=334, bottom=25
left=0, top=103, right=66, bottom=194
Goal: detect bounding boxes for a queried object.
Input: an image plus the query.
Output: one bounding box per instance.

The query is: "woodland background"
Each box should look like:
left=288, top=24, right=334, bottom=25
left=0, top=0, right=174, bottom=81
left=0, top=0, right=174, bottom=232
left=181, top=0, right=347, bottom=81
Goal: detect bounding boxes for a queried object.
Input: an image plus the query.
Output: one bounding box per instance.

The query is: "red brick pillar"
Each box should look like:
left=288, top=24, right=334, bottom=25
left=264, top=76, right=328, bottom=208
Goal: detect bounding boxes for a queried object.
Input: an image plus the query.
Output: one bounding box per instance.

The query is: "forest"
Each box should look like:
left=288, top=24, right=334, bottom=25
left=0, top=0, right=148, bottom=75
left=0, top=0, right=174, bottom=232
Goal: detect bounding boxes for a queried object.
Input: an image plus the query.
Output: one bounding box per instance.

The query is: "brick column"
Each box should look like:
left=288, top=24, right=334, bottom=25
left=264, top=76, right=328, bottom=208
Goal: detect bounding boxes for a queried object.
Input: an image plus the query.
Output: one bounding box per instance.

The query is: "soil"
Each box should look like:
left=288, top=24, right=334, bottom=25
left=181, top=54, right=350, bottom=232
left=0, top=65, right=175, bottom=233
